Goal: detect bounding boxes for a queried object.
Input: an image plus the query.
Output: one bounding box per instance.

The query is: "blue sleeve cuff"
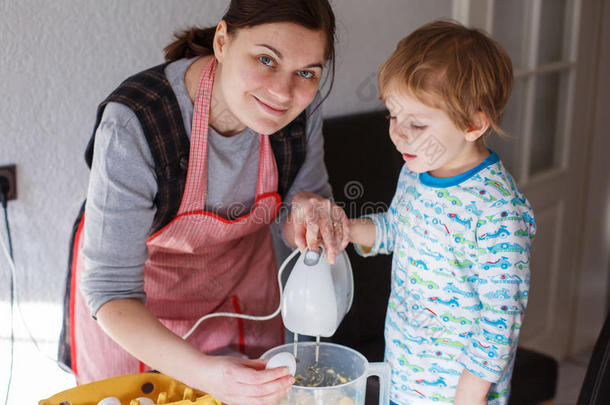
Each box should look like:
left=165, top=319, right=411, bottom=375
left=457, top=342, right=511, bottom=383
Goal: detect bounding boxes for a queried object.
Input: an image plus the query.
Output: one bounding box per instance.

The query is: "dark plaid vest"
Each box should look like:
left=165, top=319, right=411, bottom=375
left=84, top=62, right=307, bottom=235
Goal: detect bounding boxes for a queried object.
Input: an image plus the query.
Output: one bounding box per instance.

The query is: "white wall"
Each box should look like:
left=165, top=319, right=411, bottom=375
left=0, top=0, right=452, bottom=302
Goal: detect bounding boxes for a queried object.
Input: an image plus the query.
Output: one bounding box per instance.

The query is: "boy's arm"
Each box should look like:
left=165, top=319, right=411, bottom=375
left=348, top=217, right=376, bottom=252
left=457, top=204, right=535, bottom=390
left=349, top=167, right=407, bottom=257
left=454, top=369, right=492, bottom=405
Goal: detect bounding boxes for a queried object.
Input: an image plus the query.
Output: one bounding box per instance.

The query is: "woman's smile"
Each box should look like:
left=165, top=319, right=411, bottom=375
left=252, top=95, right=290, bottom=116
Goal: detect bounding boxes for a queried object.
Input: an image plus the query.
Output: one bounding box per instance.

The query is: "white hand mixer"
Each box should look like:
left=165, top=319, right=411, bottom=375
left=182, top=246, right=354, bottom=372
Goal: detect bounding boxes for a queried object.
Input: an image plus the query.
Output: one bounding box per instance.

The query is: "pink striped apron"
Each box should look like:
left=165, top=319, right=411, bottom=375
left=71, top=58, right=284, bottom=384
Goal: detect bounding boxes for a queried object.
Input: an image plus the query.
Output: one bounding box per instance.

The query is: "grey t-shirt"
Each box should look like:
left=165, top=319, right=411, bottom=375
left=80, top=58, right=332, bottom=317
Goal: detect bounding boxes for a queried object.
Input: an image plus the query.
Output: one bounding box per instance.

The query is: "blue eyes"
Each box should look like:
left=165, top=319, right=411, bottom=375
left=257, top=55, right=316, bottom=79
left=298, top=71, right=314, bottom=79
left=258, top=55, right=274, bottom=66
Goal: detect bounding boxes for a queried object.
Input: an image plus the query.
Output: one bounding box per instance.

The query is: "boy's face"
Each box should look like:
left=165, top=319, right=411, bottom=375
left=384, top=87, right=485, bottom=177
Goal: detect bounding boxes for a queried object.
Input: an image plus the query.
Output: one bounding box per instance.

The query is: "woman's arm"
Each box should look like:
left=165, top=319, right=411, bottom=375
left=97, top=299, right=294, bottom=405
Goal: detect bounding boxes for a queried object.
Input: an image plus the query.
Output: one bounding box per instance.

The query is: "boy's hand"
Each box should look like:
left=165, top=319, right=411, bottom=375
left=287, top=191, right=349, bottom=264
left=454, top=369, right=491, bottom=405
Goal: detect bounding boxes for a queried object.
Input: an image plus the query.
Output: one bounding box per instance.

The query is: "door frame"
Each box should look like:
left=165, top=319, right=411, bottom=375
left=571, top=0, right=610, bottom=355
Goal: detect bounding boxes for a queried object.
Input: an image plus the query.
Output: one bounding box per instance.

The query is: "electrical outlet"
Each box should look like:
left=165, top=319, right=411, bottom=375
left=0, top=164, right=17, bottom=201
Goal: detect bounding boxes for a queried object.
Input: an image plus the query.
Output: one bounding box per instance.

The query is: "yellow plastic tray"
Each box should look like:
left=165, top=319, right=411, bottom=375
left=39, top=372, right=223, bottom=405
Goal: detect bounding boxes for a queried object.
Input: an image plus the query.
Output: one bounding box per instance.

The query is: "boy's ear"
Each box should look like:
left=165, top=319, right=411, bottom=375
left=213, top=20, right=229, bottom=63
left=465, top=111, right=491, bottom=142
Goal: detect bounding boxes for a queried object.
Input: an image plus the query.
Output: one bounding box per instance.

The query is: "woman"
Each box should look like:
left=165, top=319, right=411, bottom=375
left=65, top=1, right=348, bottom=404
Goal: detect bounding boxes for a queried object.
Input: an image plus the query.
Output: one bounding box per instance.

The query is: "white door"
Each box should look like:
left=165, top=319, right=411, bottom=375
left=453, top=0, right=606, bottom=360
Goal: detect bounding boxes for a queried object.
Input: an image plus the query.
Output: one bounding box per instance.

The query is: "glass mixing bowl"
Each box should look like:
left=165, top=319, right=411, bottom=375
left=261, top=342, right=390, bottom=405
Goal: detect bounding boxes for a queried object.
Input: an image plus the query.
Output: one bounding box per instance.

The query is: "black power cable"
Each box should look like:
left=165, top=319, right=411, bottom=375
left=0, top=176, right=14, bottom=405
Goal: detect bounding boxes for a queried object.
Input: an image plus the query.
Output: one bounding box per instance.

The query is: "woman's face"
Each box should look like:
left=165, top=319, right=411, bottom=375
left=213, top=21, right=327, bottom=135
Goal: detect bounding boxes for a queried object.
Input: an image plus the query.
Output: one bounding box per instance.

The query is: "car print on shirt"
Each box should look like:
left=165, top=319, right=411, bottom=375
left=484, top=178, right=511, bottom=196
left=428, top=394, right=454, bottom=402
left=415, top=376, right=447, bottom=387
left=491, top=273, right=523, bottom=285
left=483, top=328, right=513, bottom=345
left=513, top=290, right=529, bottom=300
left=484, top=288, right=511, bottom=300
left=443, top=244, right=467, bottom=259
left=459, top=331, right=475, bottom=339
left=482, top=256, right=512, bottom=270
left=397, top=355, right=425, bottom=372
left=392, top=338, right=413, bottom=355
left=436, top=189, right=463, bottom=206
left=488, top=242, right=524, bottom=254
left=486, top=210, right=522, bottom=223
left=490, top=198, right=508, bottom=208
left=484, top=302, right=523, bottom=316
left=462, top=303, right=483, bottom=312
left=463, top=187, right=497, bottom=203
left=479, top=225, right=510, bottom=240
left=472, top=340, right=500, bottom=358
left=422, top=198, right=445, bottom=215
left=453, top=233, right=477, bottom=250
left=405, top=200, right=424, bottom=221
left=419, top=246, right=444, bottom=261
left=447, top=213, right=472, bottom=229
left=428, top=296, right=460, bottom=308
left=481, top=316, right=508, bottom=330
left=431, top=337, right=465, bottom=349
left=418, top=349, right=456, bottom=362
left=429, top=217, right=451, bottom=235
left=488, top=389, right=509, bottom=400
left=402, top=329, right=428, bottom=345
left=449, top=258, right=474, bottom=270
left=511, top=195, right=528, bottom=206
left=465, top=201, right=483, bottom=216
left=440, top=312, right=473, bottom=325
left=466, top=274, right=488, bottom=285
left=514, top=228, right=529, bottom=237
left=413, top=225, right=440, bottom=243
left=409, top=257, right=429, bottom=270
left=444, top=282, right=474, bottom=297
left=433, top=269, right=458, bottom=280
left=429, top=362, right=462, bottom=376
left=514, top=259, right=529, bottom=270
left=410, top=273, right=439, bottom=289
left=522, top=211, right=535, bottom=227
left=405, top=185, right=422, bottom=200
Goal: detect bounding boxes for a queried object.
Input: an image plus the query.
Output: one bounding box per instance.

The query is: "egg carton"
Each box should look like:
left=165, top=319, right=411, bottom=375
left=39, top=372, right=223, bottom=405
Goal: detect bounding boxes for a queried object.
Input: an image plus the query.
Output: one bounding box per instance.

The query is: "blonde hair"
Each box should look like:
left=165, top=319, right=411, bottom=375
left=378, top=20, right=513, bottom=137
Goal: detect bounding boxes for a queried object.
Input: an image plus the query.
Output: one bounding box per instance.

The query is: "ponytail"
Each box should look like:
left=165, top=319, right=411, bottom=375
left=164, top=27, right=216, bottom=62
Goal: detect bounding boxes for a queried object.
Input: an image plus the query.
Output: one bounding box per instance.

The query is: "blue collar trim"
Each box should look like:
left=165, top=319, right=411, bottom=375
left=419, top=150, right=500, bottom=188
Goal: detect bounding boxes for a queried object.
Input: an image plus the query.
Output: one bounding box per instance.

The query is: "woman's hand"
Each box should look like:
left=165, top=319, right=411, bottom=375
left=285, top=191, right=350, bottom=264
left=197, top=356, right=294, bottom=405
left=97, top=300, right=293, bottom=405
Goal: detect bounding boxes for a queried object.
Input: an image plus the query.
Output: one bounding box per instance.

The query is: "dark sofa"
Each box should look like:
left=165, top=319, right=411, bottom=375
left=321, top=110, right=558, bottom=405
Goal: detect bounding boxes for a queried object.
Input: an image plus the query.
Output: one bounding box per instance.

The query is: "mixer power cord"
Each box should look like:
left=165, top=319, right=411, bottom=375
left=182, top=247, right=301, bottom=340
left=0, top=179, right=75, bottom=405
left=1, top=180, right=15, bottom=405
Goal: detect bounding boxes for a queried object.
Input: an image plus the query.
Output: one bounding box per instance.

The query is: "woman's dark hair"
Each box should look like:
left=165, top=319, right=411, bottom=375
left=164, top=0, right=336, bottom=108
